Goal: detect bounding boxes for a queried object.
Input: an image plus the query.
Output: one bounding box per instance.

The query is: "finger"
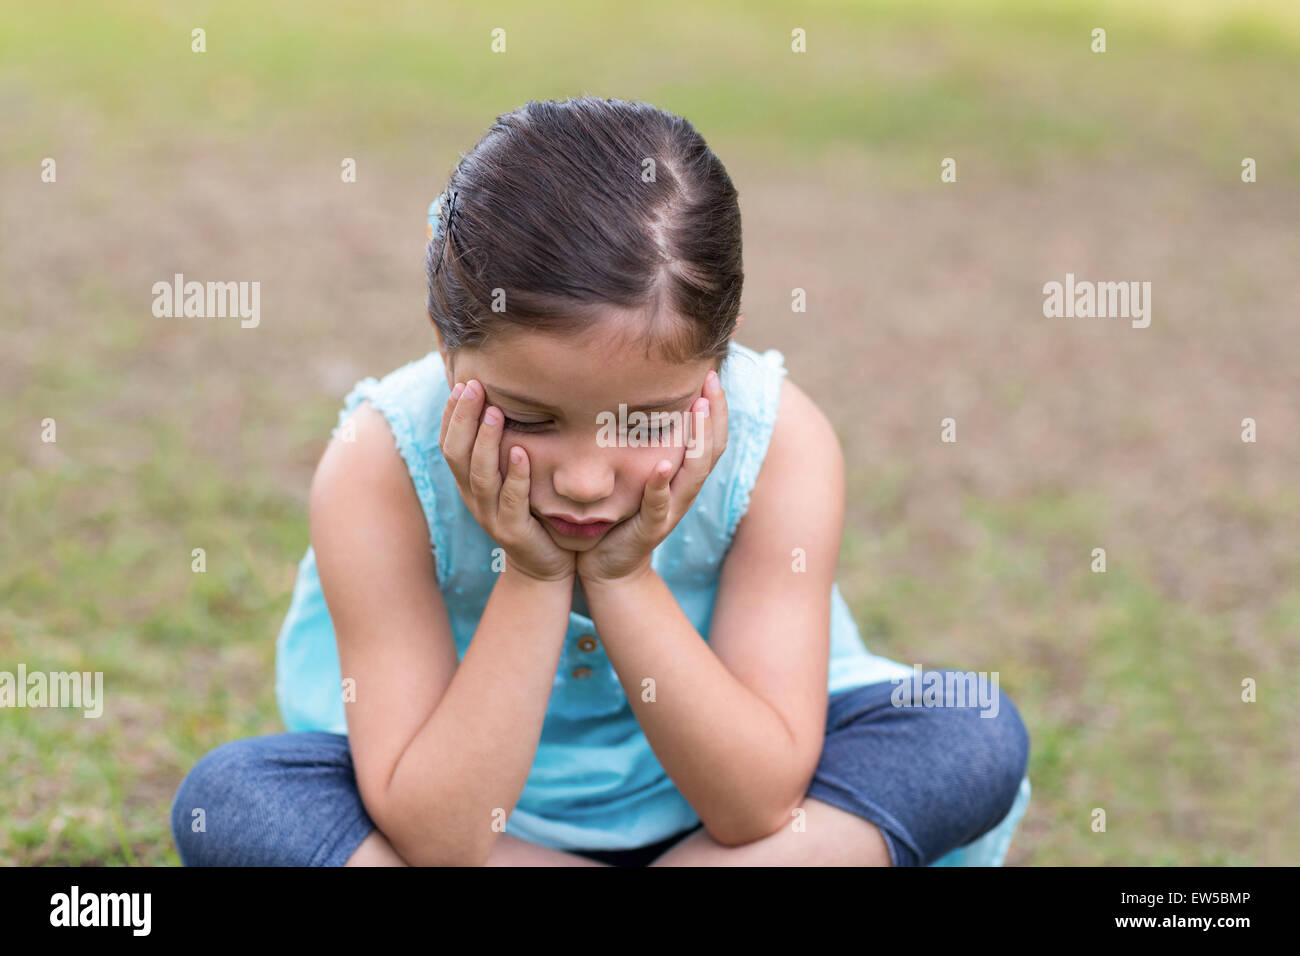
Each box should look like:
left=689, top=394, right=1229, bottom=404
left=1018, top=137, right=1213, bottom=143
left=639, top=458, right=674, bottom=531
left=670, top=396, right=713, bottom=502
left=439, top=380, right=466, bottom=452
left=498, top=444, right=532, bottom=528
left=704, top=369, right=729, bottom=461
left=442, top=379, right=483, bottom=485
left=468, top=402, right=505, bottom=518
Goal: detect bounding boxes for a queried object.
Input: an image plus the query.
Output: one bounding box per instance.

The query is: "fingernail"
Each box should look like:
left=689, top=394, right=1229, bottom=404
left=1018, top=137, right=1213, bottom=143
left=706, top=369, right=718, bottom=387
left=484, top=406, right=501, bottom=426
left=451, top=382, right=465, bottom=399
left=464, top=380, right=479, bottom=398
left=698, top=397, right=710, bottom=418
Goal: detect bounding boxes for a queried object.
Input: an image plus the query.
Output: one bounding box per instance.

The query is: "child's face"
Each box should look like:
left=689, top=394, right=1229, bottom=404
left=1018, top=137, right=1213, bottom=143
left=441, top=325, right=720, bottom=550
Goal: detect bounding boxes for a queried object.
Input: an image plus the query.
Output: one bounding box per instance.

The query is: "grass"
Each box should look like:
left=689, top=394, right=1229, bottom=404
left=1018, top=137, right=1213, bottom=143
left=841, top=489, right=1298, bottom=864
left=3, top=0, right=1298, bottom=864
left=3, top=1, right=1300, bottom=178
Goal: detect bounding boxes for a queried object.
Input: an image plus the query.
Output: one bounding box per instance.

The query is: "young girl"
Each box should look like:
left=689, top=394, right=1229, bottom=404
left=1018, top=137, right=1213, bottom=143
left=171, top=95, right=1031, bottom=867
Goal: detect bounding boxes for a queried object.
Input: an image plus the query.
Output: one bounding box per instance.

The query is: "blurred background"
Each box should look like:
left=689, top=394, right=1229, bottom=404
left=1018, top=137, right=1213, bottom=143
left=2, top=0, right=1297, bottom=865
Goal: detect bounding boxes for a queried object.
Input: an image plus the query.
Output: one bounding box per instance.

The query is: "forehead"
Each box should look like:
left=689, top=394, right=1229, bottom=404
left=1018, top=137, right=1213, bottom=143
left=457, top=325, right=711, bottom=410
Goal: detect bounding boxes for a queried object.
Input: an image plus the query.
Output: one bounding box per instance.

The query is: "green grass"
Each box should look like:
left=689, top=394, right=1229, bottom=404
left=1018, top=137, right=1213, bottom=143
left=840, top=483, right=1299, bottom=865
left=3, top=0, right=1298, bottom=865
left=3, top=0, right=1299, bottom=177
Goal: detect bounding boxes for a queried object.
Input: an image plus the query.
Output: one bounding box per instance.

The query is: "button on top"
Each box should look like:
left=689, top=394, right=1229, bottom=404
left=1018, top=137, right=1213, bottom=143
left=571, top=666, right=592, bottom=679
left=578, top=635, right=598, bottom=652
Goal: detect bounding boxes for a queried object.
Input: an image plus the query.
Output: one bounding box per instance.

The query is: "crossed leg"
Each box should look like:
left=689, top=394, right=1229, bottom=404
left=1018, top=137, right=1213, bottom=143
left=345, top=803, right=888, bottom=867
left=648, top=797, right=891, bottom=866
left=346, top=827, right=611, bottom=866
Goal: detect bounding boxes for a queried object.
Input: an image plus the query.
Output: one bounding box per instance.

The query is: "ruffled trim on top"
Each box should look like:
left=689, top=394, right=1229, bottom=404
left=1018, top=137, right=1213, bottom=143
left=333, top=377, right=450, bottom=587
left=723, top=348, right=789, bottom=541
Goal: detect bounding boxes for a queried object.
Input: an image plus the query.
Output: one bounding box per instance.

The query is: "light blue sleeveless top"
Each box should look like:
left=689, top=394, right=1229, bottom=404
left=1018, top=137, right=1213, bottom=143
left=274, top=339, right=917, bottom=851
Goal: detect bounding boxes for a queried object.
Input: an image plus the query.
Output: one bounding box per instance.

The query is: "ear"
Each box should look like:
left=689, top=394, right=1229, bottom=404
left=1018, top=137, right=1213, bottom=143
left=433, top=327, right=455, bottom=388
left=713, top=315, right=744, bottom=373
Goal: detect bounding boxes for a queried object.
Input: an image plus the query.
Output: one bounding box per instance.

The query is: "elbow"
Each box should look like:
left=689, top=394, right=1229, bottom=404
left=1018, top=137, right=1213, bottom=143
left=390, top=832, right=488, bottom=868
left=708, top=767, right=812, bottom=848
left=366, top=789, right=493, bottom=867
left=705, top=796, right=798, bottom=849
left=379, top=815, right=490, bottom=867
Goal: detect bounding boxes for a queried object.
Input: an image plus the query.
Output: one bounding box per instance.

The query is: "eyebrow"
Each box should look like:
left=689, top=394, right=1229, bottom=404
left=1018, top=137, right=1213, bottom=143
left=483, top=383, right=699, bottom=413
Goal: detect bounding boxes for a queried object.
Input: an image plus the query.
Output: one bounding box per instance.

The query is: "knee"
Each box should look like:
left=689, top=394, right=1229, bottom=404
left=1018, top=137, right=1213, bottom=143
left=170, top=737, right=264, bottom=866
left=961, top=687, right=1031, bottom=825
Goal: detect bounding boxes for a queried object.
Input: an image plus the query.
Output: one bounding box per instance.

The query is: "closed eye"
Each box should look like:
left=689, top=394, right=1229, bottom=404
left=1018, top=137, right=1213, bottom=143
left=502, top=417, right=549, bottom=433
left=645, top=416, right=676, bottom=438
left=502, top=416, right=677, bottom=437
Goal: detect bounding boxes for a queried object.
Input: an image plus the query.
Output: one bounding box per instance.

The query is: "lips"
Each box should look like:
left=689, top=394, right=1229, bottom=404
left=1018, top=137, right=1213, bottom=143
left=542, top=513, right=617, bottom=538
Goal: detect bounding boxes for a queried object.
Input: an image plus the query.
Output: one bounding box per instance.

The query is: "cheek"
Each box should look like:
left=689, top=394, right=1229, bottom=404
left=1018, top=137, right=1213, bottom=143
left=629, top=442, right=686, bottom=480
left=495, top=436, right=551, bottom=500
left=496, top=440, right=686, bottom=498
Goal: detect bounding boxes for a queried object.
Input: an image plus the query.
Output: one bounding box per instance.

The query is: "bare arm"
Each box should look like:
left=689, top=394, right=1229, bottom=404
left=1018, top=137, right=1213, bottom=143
left=311, top=400, right=574, bottom=866
left=581, top=567, right=802, bottom=847
left=580, top=380, right=837, bottom=846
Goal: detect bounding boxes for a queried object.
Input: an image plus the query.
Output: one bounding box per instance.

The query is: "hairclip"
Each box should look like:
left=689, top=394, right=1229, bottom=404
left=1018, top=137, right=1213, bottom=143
left=428, top=189, right=458, bottom=278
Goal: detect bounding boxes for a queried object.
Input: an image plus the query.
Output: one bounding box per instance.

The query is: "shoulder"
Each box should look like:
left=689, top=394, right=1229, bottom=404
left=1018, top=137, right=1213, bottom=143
left=313, top=399, right=402, bottom=496
left=728, top=376, right=844, bottom=554
left=761, top=378, right=844, bottom=510
left=310, top=399, right=428, bottom=549
left=334, top=349, right=448, bottom=457
left=768, top=379, right=841, bottom=470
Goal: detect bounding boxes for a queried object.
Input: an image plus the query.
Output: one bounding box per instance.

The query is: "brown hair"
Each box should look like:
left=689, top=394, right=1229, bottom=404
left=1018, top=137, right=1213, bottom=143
left=426, top=96, right=743, bottom=367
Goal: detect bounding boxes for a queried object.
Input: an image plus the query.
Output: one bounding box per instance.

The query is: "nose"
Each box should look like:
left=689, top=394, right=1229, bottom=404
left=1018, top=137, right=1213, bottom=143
left=550, top=446, right=615, bottom=505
